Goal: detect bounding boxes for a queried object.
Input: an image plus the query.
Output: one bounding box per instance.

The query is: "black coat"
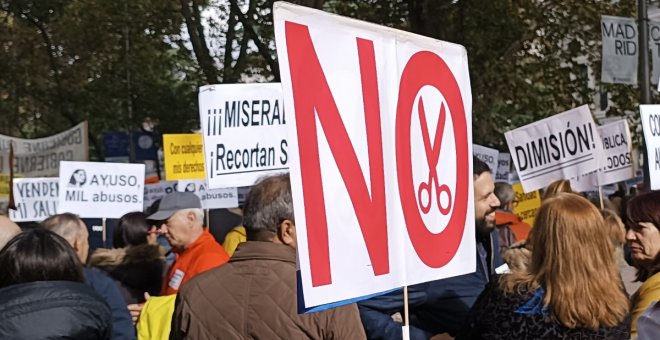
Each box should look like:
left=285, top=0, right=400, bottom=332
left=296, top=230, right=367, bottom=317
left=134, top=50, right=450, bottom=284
left=0, top=281, right=112, bottom=339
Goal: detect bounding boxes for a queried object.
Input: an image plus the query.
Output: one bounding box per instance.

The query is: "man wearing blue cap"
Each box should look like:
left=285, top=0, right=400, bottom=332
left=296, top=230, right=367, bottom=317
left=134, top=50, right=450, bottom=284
left=147, top=192, right=229, bottom=295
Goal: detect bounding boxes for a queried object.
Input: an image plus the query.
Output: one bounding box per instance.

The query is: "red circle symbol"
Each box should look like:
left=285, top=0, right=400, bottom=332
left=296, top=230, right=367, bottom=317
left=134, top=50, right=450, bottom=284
left=395, top=51, right=470, bottom=268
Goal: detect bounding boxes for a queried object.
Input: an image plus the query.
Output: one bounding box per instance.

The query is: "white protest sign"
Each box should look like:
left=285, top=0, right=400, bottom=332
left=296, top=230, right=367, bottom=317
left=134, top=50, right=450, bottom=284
left=651, top=21, right=660, bottom=85
left=177, top=179, right=238, bottom=209
left=58, top=161, right=145, bottom=218
left=143, top=180, right=177, bottom=210
left=275, top=2, right=475, bottom=308
left=601, top=16, right=638, bottom=85
left=495, top=153, right=511, bottom=183
left=0, top=122, right=88, bottom=177
left=199, top=83, right=288, bottom=189
left=597, top=119, right=634, bottom=185
left=570, top=119, right=634, bottom=191
left=473, top=144, right=499, bottom=173
left=9, top=178, right=59, bottom=222
left=505, top=105, right=603, bottom=193
left=640, top=105, right=660, bottom=190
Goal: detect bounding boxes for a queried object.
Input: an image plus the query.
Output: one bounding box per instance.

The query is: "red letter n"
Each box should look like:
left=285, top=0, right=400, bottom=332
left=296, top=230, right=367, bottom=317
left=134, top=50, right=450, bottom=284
left=285, top=22, right=389, bottom=287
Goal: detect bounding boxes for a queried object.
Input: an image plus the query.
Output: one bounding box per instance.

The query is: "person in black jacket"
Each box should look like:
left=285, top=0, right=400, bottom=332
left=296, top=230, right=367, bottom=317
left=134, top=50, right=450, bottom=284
left=0, top=228, right=112, bottom=339
left=42, top=213, right=136, bottom=339
left=358, top=156, right=504, bottom=339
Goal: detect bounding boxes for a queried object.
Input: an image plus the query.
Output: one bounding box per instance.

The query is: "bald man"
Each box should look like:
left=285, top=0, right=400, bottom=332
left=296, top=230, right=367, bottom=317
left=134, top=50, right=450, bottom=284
left=0, top=215, right=20, bottom=249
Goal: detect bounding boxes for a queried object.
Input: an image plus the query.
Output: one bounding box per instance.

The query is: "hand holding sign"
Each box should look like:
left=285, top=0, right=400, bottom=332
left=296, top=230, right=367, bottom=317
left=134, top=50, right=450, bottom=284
left=417, top=100, right=451, bottom=215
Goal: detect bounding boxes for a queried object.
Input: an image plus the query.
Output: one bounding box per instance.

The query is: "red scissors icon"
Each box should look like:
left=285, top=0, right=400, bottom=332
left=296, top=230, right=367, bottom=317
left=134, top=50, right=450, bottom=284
left=417, top=99, right=452, bottom=215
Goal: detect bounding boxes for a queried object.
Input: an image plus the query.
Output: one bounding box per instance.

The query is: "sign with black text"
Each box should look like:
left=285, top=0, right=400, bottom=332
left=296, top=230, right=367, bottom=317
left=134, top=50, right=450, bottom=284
left=601, top=15, right=638, bottom=85
left=199, top=83, right=288, bottom=189
left=640, top=105, right=660, bottom=190
left=176, top=179, right=238, bottom=209
left=9, top=178, right=59, bottom=222
left=0, top=122, right=88, bottom=177
left=505, top=105, right=604, bottom=193
left=58, top=161, right=145, bottom=218
left=473, top=144, right=499, bottom=173
left=495, top=153, right=511, bottom=183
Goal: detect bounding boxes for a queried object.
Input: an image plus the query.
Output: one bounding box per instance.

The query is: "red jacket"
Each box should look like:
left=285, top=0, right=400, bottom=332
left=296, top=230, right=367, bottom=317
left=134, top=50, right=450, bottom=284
left=495, top=210, right=531, bottom=241
left=162, top=229, right=229, bottom=295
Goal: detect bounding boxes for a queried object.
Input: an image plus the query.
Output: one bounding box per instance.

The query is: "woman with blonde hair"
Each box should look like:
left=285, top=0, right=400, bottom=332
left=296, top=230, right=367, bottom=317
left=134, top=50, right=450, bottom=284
left=541, top=179, right=574, bottom=200
left=458, top=193, right=630, bottom=339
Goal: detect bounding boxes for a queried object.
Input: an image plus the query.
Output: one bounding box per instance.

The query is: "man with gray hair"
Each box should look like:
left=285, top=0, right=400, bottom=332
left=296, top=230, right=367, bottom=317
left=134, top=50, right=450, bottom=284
left=42, top=213, right=135, bottom=340
left=147, top=192, right=228, bottom=295
left=171, top=174, right=366, bottom=339
left=494, top=182, right=530, bottom=256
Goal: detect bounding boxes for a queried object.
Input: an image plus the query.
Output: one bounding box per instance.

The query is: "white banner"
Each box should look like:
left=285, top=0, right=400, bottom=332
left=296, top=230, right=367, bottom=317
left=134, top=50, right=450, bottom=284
left=199, top=83, right=288, bottom=189
left=601, top=16, right=638, bottom=85
left=473, top=144, right=499, bottom=173
left=9, top=178, right=59, bottom=222
left=177, top=179, right=238, bottom=210
left=640, top=105, right=660, bottom=190
left=495, top=153, right=511, bottom=183
left=0, top=122, right=88, bottom=177
left=505, top=105, right=603, bottom=193
left=58, top=161, right=145, bottom=218
left=275, top=3, right=475, bottom=307
left=651, top=21, right=660, bottom=85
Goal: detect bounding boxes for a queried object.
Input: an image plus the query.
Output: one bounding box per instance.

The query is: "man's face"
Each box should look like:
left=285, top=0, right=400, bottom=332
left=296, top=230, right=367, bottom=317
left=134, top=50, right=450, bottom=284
left=160, top=210, right=196, bottom=251
left=474, top=172, right=500, bottom=232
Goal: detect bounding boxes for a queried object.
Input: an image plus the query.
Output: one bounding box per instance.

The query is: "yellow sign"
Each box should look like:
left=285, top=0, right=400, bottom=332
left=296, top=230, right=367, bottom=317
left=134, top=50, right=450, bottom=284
left=512, top=182, right=541, bottom=227
left=163, top=134, right=206, bottom=180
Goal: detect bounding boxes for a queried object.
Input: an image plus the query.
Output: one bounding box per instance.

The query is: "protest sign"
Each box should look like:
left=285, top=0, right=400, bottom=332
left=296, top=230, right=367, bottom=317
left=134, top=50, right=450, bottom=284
left=177, top=179, right=238, bottom=209
left=640, top=105, right=660, bottom=190
left=473, top=144, right=499, bottom=173
left=58, top=161, right=145, bottom=218
left=597, top=119, right=634, bottom=185
left=495, top=153, right=511, bottom=183
left=0, top=122, right=88, bottom=177
left=275, top=3, right=475, bottom=307
left=163, top=134, right=206, bottom=181
left=198, top=83, right=288, bottom=189
left=9, top=178, right=58, bottom=222
left=512, top=183, right=541, bottom=227
left=601, top=16, right=638, bottom=85
left=143, top=180, right=177, bottom=210
left=651, top=21, right=660, bottom=85
left=505, top=105, right=603, bottom=193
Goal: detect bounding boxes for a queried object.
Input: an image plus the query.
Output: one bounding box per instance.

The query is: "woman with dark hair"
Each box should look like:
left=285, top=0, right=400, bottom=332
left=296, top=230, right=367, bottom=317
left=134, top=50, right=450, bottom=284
left=625, top=190, right=660, bottom=337
left=457, top=193, right=630, bottom=339
left=90, top=211, right=164, bottom=304
left=0, top=228, right=111, bottom=339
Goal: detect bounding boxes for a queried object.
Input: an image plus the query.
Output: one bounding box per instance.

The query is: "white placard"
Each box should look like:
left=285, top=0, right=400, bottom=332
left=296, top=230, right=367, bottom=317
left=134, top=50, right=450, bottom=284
left=473, top=144, right=499, bottom=173
left=650, top=21, right=660, bottom=86
left=143, top=180, right=177, bottom=210
left=570, top=119, right=634, bottom=191
left=58, top=161, right=145, bottom=218
left=0, top=122, right=88, bottom=177
left=640, top=105, right=660, bottom=190
left=9, top=178, right=59, bottom=222
left=199, top=83, right=288, bottom=189
left=601, top=15, right=638, bottom=85
left=505, top=105, right=603, bottom=193
left=177, top=179, right=238, bottom=209
left=495, top=153, right=511, bottom=183
left=275, top=3, right=475, bottom=307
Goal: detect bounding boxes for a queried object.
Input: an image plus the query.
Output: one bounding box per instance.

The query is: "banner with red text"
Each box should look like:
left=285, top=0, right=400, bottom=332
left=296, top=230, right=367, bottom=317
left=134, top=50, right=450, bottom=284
left=275, top=2, right=475, bottom=307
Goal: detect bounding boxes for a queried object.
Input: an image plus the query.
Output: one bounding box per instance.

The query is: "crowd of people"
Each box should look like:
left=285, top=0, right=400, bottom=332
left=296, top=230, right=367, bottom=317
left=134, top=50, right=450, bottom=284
left=0, top=156, right=659, bottom=339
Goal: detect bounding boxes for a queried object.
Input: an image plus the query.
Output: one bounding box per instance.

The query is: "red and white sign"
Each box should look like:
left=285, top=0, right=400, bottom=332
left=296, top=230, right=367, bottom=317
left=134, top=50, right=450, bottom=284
left=275, top=3, right=475, bottom=308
